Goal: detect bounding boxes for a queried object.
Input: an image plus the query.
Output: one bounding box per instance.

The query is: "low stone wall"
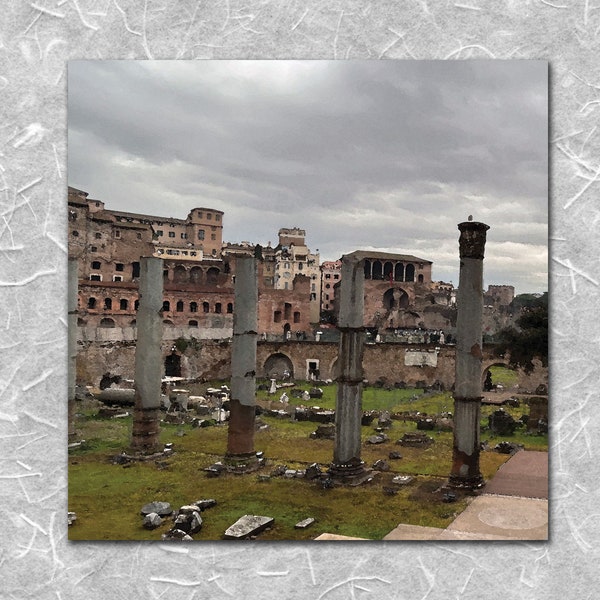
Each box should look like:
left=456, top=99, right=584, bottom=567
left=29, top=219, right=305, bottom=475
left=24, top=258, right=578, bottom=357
left=76, top=338, right=547, bottom=394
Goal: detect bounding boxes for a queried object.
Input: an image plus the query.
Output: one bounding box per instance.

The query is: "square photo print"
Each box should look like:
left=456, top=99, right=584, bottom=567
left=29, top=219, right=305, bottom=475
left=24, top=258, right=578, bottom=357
left=67, top=59, right=548, bottom=541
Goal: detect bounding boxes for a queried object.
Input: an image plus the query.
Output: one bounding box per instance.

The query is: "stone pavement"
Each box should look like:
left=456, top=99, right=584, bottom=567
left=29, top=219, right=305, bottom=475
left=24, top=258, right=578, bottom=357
left=383, top=450, right=548, bottom=541
left=315, top=451, right=549, bottom=541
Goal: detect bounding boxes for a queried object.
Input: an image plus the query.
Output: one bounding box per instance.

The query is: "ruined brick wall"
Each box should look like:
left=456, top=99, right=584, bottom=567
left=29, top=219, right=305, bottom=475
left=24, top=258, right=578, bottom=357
left=76, top=338, right=546, bottom=393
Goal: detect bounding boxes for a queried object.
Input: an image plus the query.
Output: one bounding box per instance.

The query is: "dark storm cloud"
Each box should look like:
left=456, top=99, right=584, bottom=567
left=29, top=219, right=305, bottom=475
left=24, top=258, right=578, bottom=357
left=68, top=60, right=547, bottom=293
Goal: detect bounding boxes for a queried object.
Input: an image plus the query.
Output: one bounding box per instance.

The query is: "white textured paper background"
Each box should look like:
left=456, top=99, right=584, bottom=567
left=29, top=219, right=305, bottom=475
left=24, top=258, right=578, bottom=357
left=0, top=2, right=596, bottom=598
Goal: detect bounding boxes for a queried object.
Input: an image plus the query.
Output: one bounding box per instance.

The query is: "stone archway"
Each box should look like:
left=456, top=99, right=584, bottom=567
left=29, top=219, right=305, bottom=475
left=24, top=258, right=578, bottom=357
left=263, top=353, right=294, bottom=380
left=481, top=360, right=514, bottom=392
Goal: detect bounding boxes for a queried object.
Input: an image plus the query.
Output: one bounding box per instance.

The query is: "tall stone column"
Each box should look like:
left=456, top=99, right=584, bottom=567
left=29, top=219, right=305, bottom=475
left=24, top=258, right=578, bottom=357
left=68, top=259, right=78, bottom=439
left=330, top=253, right=369, bottom=483
left=225, top=256, right=259, bottom=472
left=131, top=257, right=164, bottom=454
left=449, top=220, right=489, bottom=489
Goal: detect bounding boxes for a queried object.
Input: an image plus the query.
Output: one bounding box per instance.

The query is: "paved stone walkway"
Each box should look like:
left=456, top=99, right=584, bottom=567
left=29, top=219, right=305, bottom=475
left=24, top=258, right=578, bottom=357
left=316, top=450, right=549, bottom=541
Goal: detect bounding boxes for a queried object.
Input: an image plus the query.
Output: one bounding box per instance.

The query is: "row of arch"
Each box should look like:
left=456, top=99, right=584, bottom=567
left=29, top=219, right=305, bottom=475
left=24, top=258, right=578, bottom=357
left=93, top=317, right=207, bottom=329
left=165, top=264, right=226, bottom=284
left=364, top=260, right=422, bottom=283
left=85, top=297, right=233, bottom=314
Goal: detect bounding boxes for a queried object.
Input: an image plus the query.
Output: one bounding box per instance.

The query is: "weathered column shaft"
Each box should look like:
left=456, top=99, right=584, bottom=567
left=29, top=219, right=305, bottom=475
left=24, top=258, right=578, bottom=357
left=226, top=256, right=258, bottom=462
left=449, top=221, right=489, bottom=489
left=331, top=254, right=367, bottom=478
left=68, top=259, right=78, bottom=439
left=131, top=257, right=163, bottom=453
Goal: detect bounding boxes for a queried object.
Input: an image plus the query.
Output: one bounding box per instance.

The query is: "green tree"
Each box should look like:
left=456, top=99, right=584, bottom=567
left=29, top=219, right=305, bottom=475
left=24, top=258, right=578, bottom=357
left=495, top=294, right=548, bottom=374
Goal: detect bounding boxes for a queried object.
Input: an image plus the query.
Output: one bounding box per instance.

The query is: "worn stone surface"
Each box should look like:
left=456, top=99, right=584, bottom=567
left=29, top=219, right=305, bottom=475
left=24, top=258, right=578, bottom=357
left=142, top=513, right=163, bottom=529
left=223, top=515, right=274, bottom=540
left=295, top=518, right=315, bottom=529
left=140, top=502, right=172, bottom=517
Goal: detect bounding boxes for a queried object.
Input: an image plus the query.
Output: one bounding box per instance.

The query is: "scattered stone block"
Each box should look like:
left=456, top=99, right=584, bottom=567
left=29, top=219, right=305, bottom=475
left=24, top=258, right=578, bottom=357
left=367, top=434, right=388, bottom=445
left=162, top=528, right=193, bottom=541
left=173, top=511, right=203, bottom=535
left=372, top=459, right=390, bottom=472
left=416, top=418, right=435, bottom=431
left=143, top=512, right=163, bottom=529
left=488, top=409, right=517, bottom=435
left=391, top=475, right=414, bottom=486
left=305, top=463, right=322, bottom=480
left=310, top=424, right=335, bottom=439
left=205, top=462, right=225, bottom=477
left=270, top=465, right=288, bottom=477
left=68, top=512, right=77, bottom=526
left=194, top=499, right=217, bottom=511
left=388, top=451, right=403, bottom=460
left=141, top=501, right=173, bottom=517
left=295, top=517, right=315, bottom=529
left=284, top=469, right=297, bottom=478
left=223, top=515, right=274, bottom=540
left=398, top=432, right=434, bottom=447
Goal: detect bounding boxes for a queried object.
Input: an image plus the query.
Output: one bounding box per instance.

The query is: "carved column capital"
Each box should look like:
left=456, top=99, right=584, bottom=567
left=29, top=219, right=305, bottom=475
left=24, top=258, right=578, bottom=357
left=458, top=221, right=490, bottom=259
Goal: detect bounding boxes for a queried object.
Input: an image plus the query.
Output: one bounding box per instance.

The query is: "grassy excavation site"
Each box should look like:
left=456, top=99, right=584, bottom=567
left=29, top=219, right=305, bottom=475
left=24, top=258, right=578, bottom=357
left=68, top=368, right=548, bottom=541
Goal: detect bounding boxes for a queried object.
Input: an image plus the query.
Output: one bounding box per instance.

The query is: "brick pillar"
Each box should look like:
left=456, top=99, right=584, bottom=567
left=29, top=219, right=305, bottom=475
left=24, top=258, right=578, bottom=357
left=329, top=253, right=370, bottom=483
left=131, top=257, right=163, bottom=454
left=449, top=220, right=489, bottom=489
left=68, top=259, right=78, bottom=439
left=225, top=256, right=259, bottom=471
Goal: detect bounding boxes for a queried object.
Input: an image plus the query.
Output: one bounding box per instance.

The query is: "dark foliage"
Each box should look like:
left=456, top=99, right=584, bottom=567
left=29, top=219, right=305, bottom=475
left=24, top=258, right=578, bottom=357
left=495, top=295, right=548, bottom=374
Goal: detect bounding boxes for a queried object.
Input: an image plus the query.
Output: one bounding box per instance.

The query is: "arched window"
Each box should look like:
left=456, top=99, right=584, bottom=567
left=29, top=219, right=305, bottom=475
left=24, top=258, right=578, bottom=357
left=189, top=320, right=199, bottom=327
left=405, top=264, right=415, bottom=282
left=88, top=297, right=96, bottom=309
left=203, top=302, right=210, bottom=313
left=134, top=299, right=139, bottom=311
left=190, top=302, right=198, bottom=313
left=206, top=267, right=220, bottom=284
left=284, top=303, right=292, bottom=320
left=99, top=317, right=115, bottom=328
left=215, top=303, right=222, bottom=314
left=163, top=301, right=170, bottom=312
left=418, top=274, right=424, bottom=283
left=363, top=259, right=372, bottom=279
left=227, top=303, right=233, bottom=314
left=394, top=263, right=404, bottom=282
left=174, top=265, right=187, bottom=283
left=190, top=267, right=203, bottom=284
left=176, top=300, right=184, bottom=312
left=104, top=298, right=112, bottom=310
left=383, top=262, right=393, bottom=281
left=119, top=299, right=128, bottom=310
left=372, top=260, right=383, bottom=280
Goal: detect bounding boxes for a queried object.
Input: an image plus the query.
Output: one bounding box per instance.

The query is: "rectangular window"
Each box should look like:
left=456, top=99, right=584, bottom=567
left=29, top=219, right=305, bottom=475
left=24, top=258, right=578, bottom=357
left=181, top=233, right=187, bottom=239
left=91, top=261, right=101, bottom=270
left=90, top=274, right=102, bottom=281
left=197, top=211, right=203, bottom=218
left=114, top=230, right=121, bottom=238
left=325, top=274, right=331, bottom=279
left=207, top=213, right=212, bottom=220
left=113, top=275, right=123, bottom=282
left=333, top=274, right=339, bottom=280
left=91, top=246, right=97, bottom=252
left=198, top=230, right=205, bottom=240
left=215, top=214, right=221, bottom=221
left=156, top=230, right=163, bottom=236
left=169, top=231, right=175, bottom=238
left=115, top=263, right=124, bottom=271
left=211, top=234, right=216, bottom=240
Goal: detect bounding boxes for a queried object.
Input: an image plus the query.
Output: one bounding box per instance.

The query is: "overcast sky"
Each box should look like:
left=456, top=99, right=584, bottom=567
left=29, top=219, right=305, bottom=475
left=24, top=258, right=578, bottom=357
left=68, top=60, right=547, bottom=294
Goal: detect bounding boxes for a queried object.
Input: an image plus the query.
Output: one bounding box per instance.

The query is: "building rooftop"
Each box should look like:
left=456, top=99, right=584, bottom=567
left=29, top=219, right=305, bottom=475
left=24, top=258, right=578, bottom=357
left=343, top=250, right=432, bottom=264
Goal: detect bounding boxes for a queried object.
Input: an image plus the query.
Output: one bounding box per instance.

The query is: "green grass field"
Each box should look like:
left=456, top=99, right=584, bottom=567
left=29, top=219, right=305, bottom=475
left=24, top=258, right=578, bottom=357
left=69, top=378, right=547, bottom=541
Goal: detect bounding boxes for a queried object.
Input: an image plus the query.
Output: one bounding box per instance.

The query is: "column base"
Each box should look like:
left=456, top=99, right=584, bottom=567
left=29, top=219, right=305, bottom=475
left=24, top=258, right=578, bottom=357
left=224, top=452, right=264, bottom=473
left=329, top=459, right=374, bottom=486
left=447, top=473, right=485, bottom=490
